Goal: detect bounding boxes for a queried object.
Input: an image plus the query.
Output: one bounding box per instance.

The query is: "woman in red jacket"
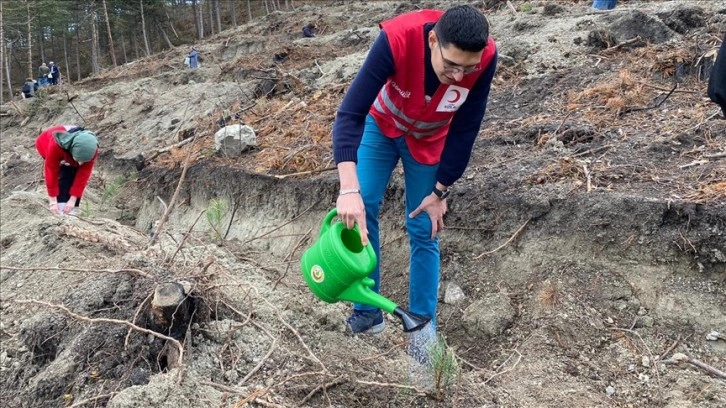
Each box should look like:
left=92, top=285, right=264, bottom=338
left=35, top=126, right=99, bottom=215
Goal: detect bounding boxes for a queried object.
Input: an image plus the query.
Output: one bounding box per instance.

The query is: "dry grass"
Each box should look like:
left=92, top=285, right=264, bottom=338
left=538, top=283, right=560, bottom=309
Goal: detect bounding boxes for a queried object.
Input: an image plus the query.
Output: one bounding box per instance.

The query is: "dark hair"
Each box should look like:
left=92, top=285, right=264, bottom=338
left=434, top=5, right=489, bottom=52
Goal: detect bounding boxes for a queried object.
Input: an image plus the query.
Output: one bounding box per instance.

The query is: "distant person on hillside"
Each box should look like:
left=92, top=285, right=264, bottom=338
left=331, top=4, right=497, bottom=364
left=302, top=23, right=316, bottom=38
left=22, top=78, right=37, bottom=98
left=49, top=61, right=60, bottom=85
left=592, top=0, right=617, bottom=10
left=38, top=62, right=50, bottom=87
left=708, top=33, right=726, bottom=118
left=187, top=47, right=199, bottom=69
left=35, top=126, right=99, bottom=216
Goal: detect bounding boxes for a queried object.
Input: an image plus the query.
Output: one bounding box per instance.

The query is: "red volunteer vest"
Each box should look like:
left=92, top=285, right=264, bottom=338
left=369, top=10, right=497, bottom=164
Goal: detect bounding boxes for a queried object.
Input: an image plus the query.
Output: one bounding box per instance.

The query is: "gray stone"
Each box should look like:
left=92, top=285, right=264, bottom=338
left=462, top=293, right=515, bottom=338
left=444, top=282, right=466, bottom=305
left=214, top=124, right=257, bottom=157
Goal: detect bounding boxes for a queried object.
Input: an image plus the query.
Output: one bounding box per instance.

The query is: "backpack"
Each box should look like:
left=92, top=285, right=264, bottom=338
left=22, top=83, right=31, bottom=93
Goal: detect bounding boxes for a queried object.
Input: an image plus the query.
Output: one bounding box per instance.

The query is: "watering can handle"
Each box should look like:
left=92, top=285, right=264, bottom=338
left=319, top=209, right=338, bottom=238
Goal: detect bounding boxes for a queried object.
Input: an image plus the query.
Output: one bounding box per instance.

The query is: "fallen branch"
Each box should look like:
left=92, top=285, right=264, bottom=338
left=473, top=218, right=531, bottom=259
left=299, top=375, right=347, bottom=405
left=165, top=209, right=207, bottom=265
left=17, top=299, right=184, bottom=366
left=238, top=320, right=278, bottom=385
left=620, top=80, right=677, bottom=117
left=272, top=166, right=337, bottom=179
left=679, top=159, right=709, bottom=169
left=240, top=201, right=318, bottom=246
left=484, top=349, right=522, bottom=384
left=0, top=265, right=153, bottom=279
left=662, top=353, right=726, bottom=379
left=143, top=137, right=195, bottom=162
left=601, top=36, right=643, bottom=55
left=124, top=291, right=154, bottom=349
left=583, top=163, right=593, bottom=192
left=258, top=295, right=327, bottom=372
left=147, top=133, right=199, bottom=248
left=272, top=227, right=312, bottom=290
left=65, top=91, right=88, bottom=125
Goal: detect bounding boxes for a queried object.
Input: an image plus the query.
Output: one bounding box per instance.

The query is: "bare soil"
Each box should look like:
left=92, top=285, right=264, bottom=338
left=1, top=1, right=725, bottom=407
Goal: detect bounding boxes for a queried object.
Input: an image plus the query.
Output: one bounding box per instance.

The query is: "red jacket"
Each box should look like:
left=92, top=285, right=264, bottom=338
left=369, top=10, right=497, bottom=164
left=35, top=125, right=98, bottom=198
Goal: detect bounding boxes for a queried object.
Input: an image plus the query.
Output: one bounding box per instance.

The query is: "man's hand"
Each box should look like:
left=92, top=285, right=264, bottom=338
left=336, top=162, right=368, bottom=245
left=409, top=193, right=447, bottom=239
left=336, top=192, right=368, bottom=246
left=49, top=202, right=61, bottom=215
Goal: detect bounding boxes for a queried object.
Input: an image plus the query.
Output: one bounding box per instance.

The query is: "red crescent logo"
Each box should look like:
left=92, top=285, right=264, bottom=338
left=447, top=89, right=461, bottom=103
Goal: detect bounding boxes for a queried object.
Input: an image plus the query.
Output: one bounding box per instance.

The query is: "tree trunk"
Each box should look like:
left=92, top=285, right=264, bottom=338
left=214, top=0, right=222, bottom=34
left=247, top=0, right=252, bottom=23
left=1, top=0, right=6, bottom=104
left=156, top=20, right=173, bottom=49
left=120, top=33, right=128, bottom=64
left=76, top=23, right=82, bottom=81
left=4, top=47, right=12, bottom=101
left=165, top=8, right=180, bottom=39
left=102, top=0, right=117, bottom=66
left=37, top=12, right=46, bottom=65
left=140, top=0, right=151, bottom=57
left=90, top=7, right=100, bottom=74
left=63, top=27, right=71, bottom=85
left=230, top=0, right=237, bottom=27
left=133, top=26, right=140, bottom=60
left=208, top=0, right=214, bottom=36
left=194, top=0, right=204, bottom=39
left=26, top=0, right=33, bottom=79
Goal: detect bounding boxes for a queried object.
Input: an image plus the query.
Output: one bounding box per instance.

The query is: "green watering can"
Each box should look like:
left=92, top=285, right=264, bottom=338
left=301, top=209, right=430, bottom=332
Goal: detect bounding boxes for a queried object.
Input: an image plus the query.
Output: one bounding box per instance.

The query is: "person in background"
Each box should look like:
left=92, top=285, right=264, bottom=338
left=331, top=3, right=497, bottom=345
left=22, top=78, right=37, bottom=98
left=592, top=0, right=617, bottom=10
left=49, top=61, right=60, bottom=85
left=708, top=33, right=726, bottom=118
left=38, top=62, right=50, bottom=87
left=188, top=47, right=199, bottom=69
left=35, top=126, right=99, bottom=216
left=302, top=23, right=317, bottom=38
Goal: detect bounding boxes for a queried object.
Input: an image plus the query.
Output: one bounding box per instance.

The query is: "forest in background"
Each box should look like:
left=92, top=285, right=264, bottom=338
left=0, top=0, right=314, bottom=102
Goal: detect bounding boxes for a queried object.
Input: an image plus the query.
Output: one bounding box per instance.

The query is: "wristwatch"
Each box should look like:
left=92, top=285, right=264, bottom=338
left=433, top=186, right=450, bottom=199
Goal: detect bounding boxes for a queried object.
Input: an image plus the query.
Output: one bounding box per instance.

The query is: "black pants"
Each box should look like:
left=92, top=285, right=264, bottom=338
left=58, top=165, right=81, bottom=207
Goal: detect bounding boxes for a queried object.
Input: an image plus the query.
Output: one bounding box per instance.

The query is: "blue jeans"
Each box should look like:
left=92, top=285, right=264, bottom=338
left=354, top=115, right=440, bottom=324
left=592, top=0, right=616, bottom=10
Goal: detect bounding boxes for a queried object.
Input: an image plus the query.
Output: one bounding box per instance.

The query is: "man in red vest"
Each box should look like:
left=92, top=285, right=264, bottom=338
left=35, top=126, right=99, bottom=215
left=332, top=5, right=497, bottom=342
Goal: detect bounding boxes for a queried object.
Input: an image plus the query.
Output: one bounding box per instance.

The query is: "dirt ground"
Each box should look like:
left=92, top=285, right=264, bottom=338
left=1, top=1, right=725, bottom=407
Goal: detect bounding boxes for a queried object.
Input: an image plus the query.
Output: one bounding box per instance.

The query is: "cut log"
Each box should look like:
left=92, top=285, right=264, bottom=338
left=148, top=282, right=193, bottom=340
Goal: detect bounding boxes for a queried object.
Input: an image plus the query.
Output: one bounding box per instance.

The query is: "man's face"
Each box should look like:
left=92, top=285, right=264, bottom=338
left=428, top=31, right=483, bottom=85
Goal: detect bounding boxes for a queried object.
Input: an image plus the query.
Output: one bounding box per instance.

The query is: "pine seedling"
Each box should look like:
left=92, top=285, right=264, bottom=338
left=206, top=198, right=228, bottom=245
left=428, top=334, right=459, bottom=400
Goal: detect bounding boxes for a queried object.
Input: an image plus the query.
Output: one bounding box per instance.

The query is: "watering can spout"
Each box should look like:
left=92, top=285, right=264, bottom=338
left=393, top=307, right=430, bottom=332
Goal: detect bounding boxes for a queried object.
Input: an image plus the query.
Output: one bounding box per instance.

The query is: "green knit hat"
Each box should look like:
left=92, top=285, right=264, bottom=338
left=54, top=129, right=99, bottom=162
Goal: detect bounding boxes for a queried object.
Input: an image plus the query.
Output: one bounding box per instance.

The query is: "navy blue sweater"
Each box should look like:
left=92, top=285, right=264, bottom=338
left=708, top=32, right=726, bottom=117
left=332, top=24, right=497, bottom=186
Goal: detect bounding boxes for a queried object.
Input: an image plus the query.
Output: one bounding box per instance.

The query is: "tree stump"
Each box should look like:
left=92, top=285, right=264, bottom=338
left=148, top=282, right=193, bottom=340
